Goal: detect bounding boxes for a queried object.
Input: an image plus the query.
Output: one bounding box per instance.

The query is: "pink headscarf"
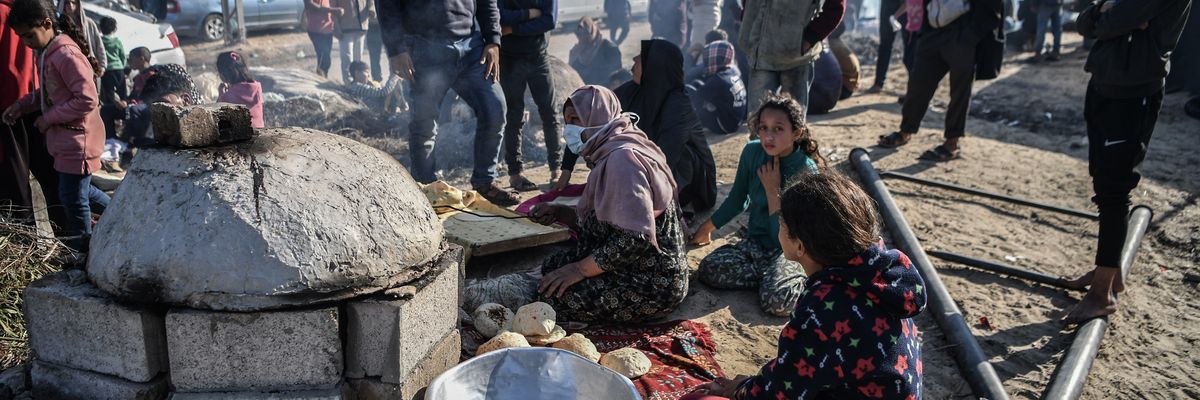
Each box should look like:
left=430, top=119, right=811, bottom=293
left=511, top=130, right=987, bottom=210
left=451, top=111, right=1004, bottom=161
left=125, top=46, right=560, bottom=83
left=571, top=85, right=678, bottom=248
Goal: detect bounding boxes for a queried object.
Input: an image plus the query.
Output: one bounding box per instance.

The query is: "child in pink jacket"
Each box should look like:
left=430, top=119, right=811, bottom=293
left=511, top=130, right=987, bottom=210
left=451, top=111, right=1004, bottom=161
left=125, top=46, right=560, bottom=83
left=216, top=51, right=265, bottom=127
left=3, top=0, right=110, bottom=255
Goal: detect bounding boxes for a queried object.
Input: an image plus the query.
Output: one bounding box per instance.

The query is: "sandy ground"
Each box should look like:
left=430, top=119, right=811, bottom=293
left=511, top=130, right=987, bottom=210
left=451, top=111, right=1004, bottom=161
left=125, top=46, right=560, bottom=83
left=182, top=25, right=1200, bottom=399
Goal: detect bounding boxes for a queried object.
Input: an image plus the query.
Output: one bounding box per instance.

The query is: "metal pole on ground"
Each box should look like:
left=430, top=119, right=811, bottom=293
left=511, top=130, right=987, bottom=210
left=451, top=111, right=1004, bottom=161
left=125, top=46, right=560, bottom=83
left=1042, top=206, right=1152, bottom=400
left=850, top=148, right=1011, bottom=400
left=879, top=171, right=1100, bottom=220
left=927, top=250, right=1079, bottom=291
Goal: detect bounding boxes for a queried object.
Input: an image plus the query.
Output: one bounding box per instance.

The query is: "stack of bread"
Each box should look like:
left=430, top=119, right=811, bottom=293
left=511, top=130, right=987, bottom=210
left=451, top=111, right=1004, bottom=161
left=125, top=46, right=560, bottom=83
left=472, top=301, right=650, bottom=378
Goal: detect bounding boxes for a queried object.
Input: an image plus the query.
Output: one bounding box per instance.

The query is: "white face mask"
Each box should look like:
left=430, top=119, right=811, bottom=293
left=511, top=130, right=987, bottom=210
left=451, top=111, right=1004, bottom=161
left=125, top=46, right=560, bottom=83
left=563, top=124, right=589, bottom=154
left=564, top=113, right=635, bottom=154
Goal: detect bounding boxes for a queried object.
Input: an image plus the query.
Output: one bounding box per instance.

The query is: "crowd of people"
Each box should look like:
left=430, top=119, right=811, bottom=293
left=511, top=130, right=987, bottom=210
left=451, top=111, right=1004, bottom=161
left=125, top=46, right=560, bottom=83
left=0, top=0, right=1194, bottom=397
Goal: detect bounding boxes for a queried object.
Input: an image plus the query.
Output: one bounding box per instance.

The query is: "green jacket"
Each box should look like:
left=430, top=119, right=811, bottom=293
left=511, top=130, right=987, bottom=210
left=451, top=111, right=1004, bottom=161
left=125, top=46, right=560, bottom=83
left=738, top=0, right=825, bottom=71
left=710, top=141, right=818, bottom=251
left=101, top=35, right=125, bottom=70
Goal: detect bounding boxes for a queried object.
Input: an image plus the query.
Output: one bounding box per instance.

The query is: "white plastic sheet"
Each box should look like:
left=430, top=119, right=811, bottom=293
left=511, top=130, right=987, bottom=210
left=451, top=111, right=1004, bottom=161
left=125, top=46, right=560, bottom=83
left=426, top=348, right=641, bottom=400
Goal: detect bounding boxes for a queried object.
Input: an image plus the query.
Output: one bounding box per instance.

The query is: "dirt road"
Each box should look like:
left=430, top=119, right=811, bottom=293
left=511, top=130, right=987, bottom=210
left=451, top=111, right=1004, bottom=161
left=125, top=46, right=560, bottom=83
left=183, top=25, right=1200, bottom=399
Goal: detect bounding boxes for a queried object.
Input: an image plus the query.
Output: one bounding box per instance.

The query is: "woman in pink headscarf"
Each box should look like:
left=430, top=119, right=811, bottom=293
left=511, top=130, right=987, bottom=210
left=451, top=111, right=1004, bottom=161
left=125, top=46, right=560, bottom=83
left=530, top=85, right=689, bottom=323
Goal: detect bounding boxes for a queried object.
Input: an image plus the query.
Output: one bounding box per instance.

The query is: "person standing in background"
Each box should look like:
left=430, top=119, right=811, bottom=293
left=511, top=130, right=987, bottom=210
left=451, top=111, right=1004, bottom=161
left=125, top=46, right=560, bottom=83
left=649, top=0, right=688, bottom=48
left=0, top=0, right=62, bottom=229
left=604, top=0, right=630, bottom=45
left=867, top=0, right=901, bottom=93
left=1064, top=0, right=1192, bottom=324
left=303, top=0, right=340, bottom=78
left=499, top=0, right=560, bottom=191
left=378, top=0, right=520, bottom=206
left=687, top=0, right=722, bottom=61
left=876, top=0, right=1004, bottom=162
left=740, top=0, right=844, bottom=120
left=1030, top=0, right=1064, bottom=62
left=98, top=16, right=127, bottom=139
left=332, top=0, right=372, bottom=82
left=59, top=0, right=103, bottom=89
left=364, top=0, right=384, bottom=81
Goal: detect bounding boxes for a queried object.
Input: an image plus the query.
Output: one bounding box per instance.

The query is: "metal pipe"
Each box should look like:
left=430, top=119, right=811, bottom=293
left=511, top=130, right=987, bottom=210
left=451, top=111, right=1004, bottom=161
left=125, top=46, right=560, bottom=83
left=1043, top=206, right=1153, bottom=400
left=927, top=250, right=1079, bottom=291
left=850, top=148, right=1011, bottom=400
left=880, top=171, right=1100, bottom=220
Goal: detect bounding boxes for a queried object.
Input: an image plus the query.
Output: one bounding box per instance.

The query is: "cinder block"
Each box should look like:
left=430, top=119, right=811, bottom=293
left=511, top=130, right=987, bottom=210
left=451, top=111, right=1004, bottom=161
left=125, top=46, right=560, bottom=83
left=347, top=330, right=462, bottom=400
left=168, top=385, right=350, bottom=399
left=345, top=245, right=461, bottom=384
left=166, top=307, right=342, bottom=392
left=23, top=270, right=168, bottom=382
left=32, top=361, right=168, bottom=400
left=151, top=102, right=254, bottom=147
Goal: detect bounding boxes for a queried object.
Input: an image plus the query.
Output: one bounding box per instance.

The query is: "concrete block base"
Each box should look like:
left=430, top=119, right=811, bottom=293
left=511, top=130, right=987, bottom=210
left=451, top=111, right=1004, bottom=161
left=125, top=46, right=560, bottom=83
left=169, top=385, right=349, bottom=399
left=347, top=329, right=461, bottom=400
left=345, top=245, right=461, bottom=384
left=23, top=270, right=167, bottom=382
left=32, top=361, right=168, bottom=400
left=166, top=307, right=342, bottom=392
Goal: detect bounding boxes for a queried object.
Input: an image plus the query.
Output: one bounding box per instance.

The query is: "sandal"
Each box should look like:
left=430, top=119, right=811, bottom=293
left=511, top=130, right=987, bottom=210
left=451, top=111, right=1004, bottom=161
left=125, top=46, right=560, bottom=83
left=510, top=176, right=539, bottom=192
left=877, top=132, right=912, bottom=148
left=918, top=145, right=961, bottom=162
left=474, top=183, right=521, bottom=206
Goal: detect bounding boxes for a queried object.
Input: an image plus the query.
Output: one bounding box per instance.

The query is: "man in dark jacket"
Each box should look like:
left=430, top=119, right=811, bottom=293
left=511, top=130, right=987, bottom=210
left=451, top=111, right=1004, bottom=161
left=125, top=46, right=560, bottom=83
left=378, top=0, right=520, bottom=206
left=877, top=0, right=1004, bottom=162
left=499, top=0, right=560, bottom=192
left=1064, top=0, right=1192, bottom=325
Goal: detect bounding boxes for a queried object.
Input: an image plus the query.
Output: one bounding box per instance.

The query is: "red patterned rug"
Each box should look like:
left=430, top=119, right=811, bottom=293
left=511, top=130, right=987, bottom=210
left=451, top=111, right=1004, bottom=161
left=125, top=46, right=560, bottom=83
left=463, top=320, right=726, bottom=400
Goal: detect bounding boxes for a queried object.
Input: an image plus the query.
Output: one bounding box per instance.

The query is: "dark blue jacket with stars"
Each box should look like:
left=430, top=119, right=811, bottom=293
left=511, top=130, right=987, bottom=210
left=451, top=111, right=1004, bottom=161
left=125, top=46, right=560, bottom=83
left=734, top=241, right=928, bottom=400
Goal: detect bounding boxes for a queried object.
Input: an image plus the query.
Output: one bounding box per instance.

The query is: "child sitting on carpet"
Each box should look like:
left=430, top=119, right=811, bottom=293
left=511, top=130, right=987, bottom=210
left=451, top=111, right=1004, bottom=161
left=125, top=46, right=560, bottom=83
left=686, top=172, right=927, bottom=400
left=689, top=94, right=823, bottom=316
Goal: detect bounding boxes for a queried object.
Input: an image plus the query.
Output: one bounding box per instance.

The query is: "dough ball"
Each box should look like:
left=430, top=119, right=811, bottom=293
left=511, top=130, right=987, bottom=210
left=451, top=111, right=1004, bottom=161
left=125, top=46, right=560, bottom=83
left=476, top=331, right=530, bottom=355
left=552, top=333, right=601, bottom=362
left=512, top=302, right=556, bottom=336
left=600, top=348, right=651, bottom=379
left=422, top=181, right=465, bottom=208
left=473, top=303, right=514, bottom=338
left=526, top=325, right=567, bottom=346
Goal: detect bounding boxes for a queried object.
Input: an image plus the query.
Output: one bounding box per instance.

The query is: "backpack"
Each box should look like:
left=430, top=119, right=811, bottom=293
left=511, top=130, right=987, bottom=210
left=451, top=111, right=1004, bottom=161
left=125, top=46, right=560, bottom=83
left=927, top=0, right=971, bottom=28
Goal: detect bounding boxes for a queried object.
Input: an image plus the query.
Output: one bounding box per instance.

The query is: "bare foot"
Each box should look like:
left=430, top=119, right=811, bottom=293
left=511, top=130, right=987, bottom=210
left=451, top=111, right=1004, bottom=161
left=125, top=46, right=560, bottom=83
left=1061, top=291, right=1117, bottom=326
left=1063, top=269, right=1125, bottom=293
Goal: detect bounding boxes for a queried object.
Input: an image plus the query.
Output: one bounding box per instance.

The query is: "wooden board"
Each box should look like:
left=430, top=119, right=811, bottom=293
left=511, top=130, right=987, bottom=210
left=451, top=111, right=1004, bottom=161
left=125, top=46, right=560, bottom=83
left=439, top=207, right=570, bottom=261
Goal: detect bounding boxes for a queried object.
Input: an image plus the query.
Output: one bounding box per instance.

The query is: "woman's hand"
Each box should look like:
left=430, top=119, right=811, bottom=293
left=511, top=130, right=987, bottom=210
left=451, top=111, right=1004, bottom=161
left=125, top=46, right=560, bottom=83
left=218, top=82, right=229, bottom=94
left=692, top=375, right=751, bottom=398
left=552, top=170, right=572, bottom=191
left=689, top=220, right=715, bottom=246
left=529, top=203, right=563, bottom=226
left=1, top=103, right=21, bottom=125
left=539, top=262, right=587, bottom=298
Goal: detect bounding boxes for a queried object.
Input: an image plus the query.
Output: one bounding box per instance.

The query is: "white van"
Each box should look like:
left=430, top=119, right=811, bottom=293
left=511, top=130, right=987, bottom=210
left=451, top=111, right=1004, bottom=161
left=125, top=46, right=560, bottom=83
left=84, top=1, right=187, bottom=68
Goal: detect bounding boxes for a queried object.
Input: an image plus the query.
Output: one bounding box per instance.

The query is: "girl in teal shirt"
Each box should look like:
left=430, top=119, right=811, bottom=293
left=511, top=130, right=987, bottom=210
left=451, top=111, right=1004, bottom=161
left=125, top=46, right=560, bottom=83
left=690, top=94, right=824, bottom=316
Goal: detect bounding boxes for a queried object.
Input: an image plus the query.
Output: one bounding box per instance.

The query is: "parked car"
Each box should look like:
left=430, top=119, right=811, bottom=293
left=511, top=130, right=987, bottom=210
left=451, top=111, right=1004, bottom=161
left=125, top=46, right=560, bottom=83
left=167, top=0, right=303, bottom=41
left=84, top=1, right=187, bottom=67
left=557, top=0, right=648, bottom=28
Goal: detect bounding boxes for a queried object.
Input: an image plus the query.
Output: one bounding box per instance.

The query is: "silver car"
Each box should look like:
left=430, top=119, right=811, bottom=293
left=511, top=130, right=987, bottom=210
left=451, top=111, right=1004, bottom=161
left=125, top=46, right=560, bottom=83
left=166, top=0, right=303, bottom=41
left=558, top=0, right=648, bottom=27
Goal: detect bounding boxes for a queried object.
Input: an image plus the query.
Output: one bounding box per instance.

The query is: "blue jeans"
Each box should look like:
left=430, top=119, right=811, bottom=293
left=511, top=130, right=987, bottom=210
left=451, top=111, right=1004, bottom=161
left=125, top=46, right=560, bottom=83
left=1035, top=5, right=1063, bottom=55
left=407, top=33, right=506, bottom=187
left=748, top=63, right=816, bottom=121
left=58, top=172, right=110, bottom=242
